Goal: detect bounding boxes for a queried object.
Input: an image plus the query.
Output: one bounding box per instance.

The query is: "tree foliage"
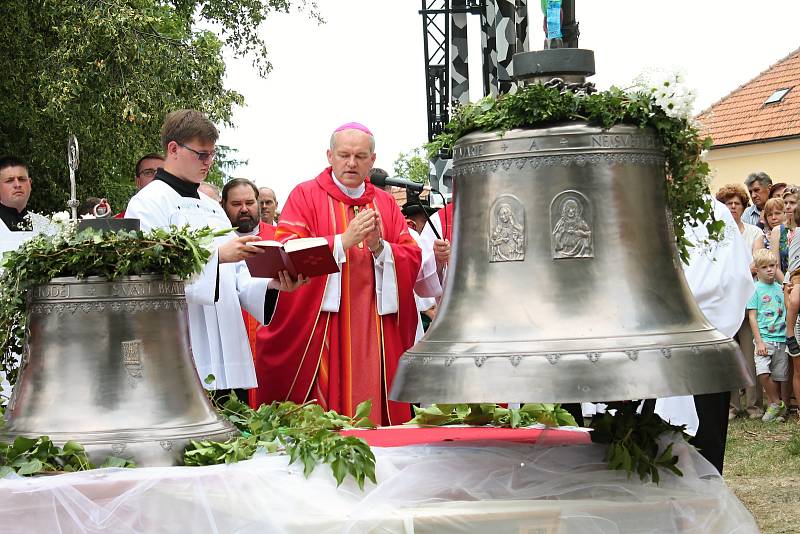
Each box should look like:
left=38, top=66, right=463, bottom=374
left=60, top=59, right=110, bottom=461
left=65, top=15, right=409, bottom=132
left=0, top=0, right=319, bottom=212
left=393, top=147, right=430, bottom=184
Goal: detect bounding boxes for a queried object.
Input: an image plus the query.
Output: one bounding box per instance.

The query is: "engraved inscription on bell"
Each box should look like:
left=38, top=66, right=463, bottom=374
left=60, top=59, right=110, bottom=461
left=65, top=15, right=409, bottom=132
left=112, top=282, right=151, bottom=298
left=122, top=340, right=143, bottom=379
left=34, top=284, right=69, bottom=299
left=590, top=133, right=657, bottom=149
left=550, top=190, right=593, bottom=259
left=488, top=195, right=526, bottom=262
left=452, top=143, right=485, bottom=159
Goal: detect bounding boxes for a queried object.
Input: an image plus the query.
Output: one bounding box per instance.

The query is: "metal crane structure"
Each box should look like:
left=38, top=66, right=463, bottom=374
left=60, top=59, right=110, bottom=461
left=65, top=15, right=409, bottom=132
left=420, top=1, right=579, bottom=198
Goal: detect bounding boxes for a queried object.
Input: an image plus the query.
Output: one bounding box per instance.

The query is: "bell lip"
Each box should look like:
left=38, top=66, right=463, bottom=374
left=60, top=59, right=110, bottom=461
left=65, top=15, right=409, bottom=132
left=1, top=419, right=237, bottom=444
left=389, top=339, right=753, bottom=404
left=407, top=327, right=730, bottom=357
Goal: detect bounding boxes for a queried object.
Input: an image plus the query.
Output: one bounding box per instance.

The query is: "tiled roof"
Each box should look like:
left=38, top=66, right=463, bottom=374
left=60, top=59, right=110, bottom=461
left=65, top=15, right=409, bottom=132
left=697, top=47, right=800, bottom=146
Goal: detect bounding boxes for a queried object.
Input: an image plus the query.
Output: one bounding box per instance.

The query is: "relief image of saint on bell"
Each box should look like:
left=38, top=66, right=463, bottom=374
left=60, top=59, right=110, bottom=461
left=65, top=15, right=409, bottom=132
left=553, top=198, right=593, bottom=258
left=490, top=203, right=525, bottom=261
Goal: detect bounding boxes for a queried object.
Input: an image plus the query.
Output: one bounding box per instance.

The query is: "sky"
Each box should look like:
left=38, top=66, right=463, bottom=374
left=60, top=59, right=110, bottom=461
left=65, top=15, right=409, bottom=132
left=218, top=0, right=800, bottom=205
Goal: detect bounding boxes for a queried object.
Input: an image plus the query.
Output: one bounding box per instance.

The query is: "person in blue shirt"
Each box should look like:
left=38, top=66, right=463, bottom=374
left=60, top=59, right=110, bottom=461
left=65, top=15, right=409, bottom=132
left=747, top=248, right=790, bottom=422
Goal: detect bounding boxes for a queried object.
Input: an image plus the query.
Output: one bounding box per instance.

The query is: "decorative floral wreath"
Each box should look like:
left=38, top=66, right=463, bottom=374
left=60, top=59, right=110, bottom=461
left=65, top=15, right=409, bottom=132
left=427, top=71, right=721, bottom=263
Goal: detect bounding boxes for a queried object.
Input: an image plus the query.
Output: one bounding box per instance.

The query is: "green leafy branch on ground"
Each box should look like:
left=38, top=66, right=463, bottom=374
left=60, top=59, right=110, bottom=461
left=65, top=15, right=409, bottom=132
left=405, top=403, right=577, bottom=428
left=184, top=398, right=377, bottom=489
left=0, top=436, right=134, bottom=478
left=408, top=402, right=686, bottom=484
left=0, top=224, right=224, bottom=385
left=589, top=402, right=688, bottom=483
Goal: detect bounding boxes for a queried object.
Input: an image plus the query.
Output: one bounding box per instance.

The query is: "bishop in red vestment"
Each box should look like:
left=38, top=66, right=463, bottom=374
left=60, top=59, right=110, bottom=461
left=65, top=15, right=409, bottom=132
left=252, top=124, right=421, bottom=425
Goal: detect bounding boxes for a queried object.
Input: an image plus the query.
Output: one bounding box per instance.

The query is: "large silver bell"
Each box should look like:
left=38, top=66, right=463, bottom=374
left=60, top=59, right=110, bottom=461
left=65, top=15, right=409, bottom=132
left=390, top=123, right=752, bottom=404
left=2, top=276, right=236, bottom=466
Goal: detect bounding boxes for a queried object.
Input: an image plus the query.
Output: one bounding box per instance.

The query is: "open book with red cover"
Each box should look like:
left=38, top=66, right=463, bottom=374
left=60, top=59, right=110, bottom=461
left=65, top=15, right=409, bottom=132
left=245, top=237, right=340, bottom=279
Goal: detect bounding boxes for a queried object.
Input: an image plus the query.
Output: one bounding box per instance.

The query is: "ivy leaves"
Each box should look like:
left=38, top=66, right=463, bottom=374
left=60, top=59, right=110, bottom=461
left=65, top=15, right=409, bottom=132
left=0, top=436, right=134, bottom=478
left=427, top=83, right=719, bottom=263
left=406, top=403, right=577, bottom=428
left=589, top=403, right=686, bottom=484
left=184, top=398, right=377, bottom=489
left=0, top=225, right=222, bottom=385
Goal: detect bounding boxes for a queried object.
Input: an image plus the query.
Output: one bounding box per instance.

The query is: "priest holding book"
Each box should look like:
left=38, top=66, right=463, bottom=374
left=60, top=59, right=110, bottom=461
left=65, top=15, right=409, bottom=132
left=252, top=123, right=423, bottom=424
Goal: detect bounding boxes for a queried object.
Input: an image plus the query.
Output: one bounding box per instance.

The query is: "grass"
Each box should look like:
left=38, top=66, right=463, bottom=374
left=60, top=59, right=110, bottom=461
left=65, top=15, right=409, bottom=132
left=724, top=415, right=800, bottom=534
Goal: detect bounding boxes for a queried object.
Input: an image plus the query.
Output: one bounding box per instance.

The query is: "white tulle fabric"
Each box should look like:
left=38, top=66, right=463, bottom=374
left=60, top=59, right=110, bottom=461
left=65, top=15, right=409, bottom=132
left=0, top=436, right=756, bottom=533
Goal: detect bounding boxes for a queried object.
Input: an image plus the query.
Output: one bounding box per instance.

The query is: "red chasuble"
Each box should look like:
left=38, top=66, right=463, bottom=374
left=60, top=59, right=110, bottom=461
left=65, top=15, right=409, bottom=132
left=243, top=222, right=276, bottom=408
left=252, top=168, right=421, bottom=425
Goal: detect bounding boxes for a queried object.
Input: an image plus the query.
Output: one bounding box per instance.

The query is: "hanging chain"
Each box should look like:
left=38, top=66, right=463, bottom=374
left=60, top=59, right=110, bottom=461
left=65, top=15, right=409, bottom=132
left=543, top=77, right=597, bottom=96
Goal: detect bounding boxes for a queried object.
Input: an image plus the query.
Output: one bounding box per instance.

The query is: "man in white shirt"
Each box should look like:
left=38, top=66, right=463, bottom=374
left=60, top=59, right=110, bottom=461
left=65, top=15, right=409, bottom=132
left=126, top=109, right=304, bottom=402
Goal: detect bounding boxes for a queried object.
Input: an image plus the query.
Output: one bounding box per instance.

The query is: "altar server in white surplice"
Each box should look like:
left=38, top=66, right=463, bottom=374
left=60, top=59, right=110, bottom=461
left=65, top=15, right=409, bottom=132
left=126, top=109, right=305, bottom=399
left=655, top=197, right=754, bottom=474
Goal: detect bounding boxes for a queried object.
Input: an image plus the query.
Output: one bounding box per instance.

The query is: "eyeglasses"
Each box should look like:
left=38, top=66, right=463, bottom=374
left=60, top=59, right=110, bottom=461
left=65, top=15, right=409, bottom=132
left=178, top=143, right=216, bottom=164
left=137, top=167, right=160, bottom=178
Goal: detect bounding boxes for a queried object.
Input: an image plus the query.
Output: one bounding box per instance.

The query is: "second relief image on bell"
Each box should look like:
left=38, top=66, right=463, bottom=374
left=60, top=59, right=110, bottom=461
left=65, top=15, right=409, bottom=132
left=550, top=190, right=593, bottom=259
left=489, top=195, right=526, bottom=262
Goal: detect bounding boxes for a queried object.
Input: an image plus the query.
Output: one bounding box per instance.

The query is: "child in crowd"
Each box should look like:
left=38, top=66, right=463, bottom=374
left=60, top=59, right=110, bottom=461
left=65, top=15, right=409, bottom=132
left=760, top=197, right=788, bottom=281
left=747, top=249, right=789, bottom=422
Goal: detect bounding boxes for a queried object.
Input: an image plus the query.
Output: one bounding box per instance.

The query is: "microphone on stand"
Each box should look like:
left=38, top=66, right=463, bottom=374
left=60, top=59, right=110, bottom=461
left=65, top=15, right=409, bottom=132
left=369, top=174, right=433, bottom=193
left=371, top=174, right=443, bottom=240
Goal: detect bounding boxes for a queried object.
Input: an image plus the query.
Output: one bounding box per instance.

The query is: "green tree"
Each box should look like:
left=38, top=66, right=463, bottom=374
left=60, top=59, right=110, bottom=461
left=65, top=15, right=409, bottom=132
left=393, top=148, right=430, bottom=184
left=0, top=0, right=319, bottom=212
left=206, top=145, right=248, bottom=188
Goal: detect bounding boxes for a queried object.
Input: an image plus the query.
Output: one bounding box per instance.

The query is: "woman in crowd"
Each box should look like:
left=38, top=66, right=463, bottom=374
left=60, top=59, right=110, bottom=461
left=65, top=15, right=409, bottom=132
left=781, top=186, right=799, bottom=413
left=785, top=206, right=800, bottom=413
left=769, top=182, right=788, bottom=200
left=717, top=184, right=763, bottom=259
left=716, top=184, right=764, bottom=419
left=783, top=186, right=798, bottom=231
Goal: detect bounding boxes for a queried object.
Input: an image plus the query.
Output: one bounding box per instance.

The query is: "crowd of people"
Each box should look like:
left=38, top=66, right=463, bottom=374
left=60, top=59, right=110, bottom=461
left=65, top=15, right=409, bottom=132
left=717, top=172, right=800, bottom=423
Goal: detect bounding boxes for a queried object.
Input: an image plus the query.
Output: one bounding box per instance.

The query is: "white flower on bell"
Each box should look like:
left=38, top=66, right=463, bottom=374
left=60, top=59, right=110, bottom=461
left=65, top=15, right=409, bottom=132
left=50, top=211, right=71, bottom=223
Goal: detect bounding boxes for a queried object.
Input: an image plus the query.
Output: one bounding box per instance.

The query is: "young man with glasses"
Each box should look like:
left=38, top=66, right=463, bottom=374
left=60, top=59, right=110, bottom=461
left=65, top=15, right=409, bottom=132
left=126, top=109, right=306, bottom=403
